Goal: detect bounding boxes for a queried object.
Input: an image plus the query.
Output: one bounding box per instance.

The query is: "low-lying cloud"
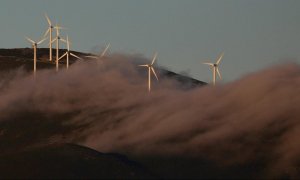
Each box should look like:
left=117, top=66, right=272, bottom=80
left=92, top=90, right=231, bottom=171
left=0, top=54, right=300, bottom=177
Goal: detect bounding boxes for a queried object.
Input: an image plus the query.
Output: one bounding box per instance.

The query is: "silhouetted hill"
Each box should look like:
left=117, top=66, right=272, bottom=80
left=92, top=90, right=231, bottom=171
left=0, top=48, right=88, bottom=60
left=0, top=143, right=153, bottom=179
left=160, top=69, right=207, bottom=89
left=0, top=48, right=206, bottom=87
left=0, top=140, right=268, bottom=179
left=0, top=48, right=88, bottom=72
left=131, top=155, right=268, bottom=179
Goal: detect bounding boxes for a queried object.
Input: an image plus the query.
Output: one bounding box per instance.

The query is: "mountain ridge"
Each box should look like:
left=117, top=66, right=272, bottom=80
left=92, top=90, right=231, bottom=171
left=0, top=48, right=207, bottom=88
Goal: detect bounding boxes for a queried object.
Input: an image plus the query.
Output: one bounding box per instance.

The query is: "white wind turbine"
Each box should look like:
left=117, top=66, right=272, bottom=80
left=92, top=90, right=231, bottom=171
left=138, top=52, right=159, bottom=92
left=43, top=13, right=54, bottom=61
left=99, top=43, right=110, bottom=58
left=51, top=23, right=67, bottom=71
left=203, top=52, right=224, bottom=86
left=85, top=43, right=110, bottom=63
left=58, top=35, right=82, bottom=69
left=25, top=36, right=46, bottom=76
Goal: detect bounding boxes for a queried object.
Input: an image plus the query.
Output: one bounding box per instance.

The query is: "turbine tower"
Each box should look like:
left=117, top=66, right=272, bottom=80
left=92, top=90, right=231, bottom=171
left=138, top=52, right=159, bottom=92
left=203, top=52, right=224, bottom=86
left=43, top=13, right=54, bottom=61
left=51, top=23, right=66, bottom=71
left=25, top=36, right=46, bottom=76
left=58, top=35, right=82, bottom=69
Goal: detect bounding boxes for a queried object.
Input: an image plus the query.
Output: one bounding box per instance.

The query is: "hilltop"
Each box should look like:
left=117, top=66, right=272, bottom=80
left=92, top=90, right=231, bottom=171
left=0, top=48, right=88, bottom=72
left=0, top=48, right=206, bottom=88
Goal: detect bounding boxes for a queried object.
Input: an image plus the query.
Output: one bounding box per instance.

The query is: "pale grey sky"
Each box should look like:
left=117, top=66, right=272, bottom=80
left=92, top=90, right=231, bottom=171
left=1, top=0, right=300, bottom=82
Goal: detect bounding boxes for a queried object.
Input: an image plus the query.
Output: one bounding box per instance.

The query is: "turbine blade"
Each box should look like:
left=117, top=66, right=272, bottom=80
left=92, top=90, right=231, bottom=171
left=138, top=64, right=148, bottom=67
left=151, top=52, right=158, bottom=65
left=100, top=43, right=110, bottom=57
left=216, top=52, right=224, bottom=65
left=50, top=38, right=57, bottom=44
left=58, top=52, right=67, bottom=61
left=203, top=62, right=214, bottom=66
left=151, top=67, right=159, bottom=81
left=70, top=53, right=81, bottom=60
left=58, top=26, right=67, bottom=30
left=37, top=37, right=47, bottom=44
left=67, top=41, right=70, bottom=51
left=55, top=24, right=67, bottom=30
left=25, top=37, right=35, bottom=44
left=56, top=25, right=59, bottom=36
left=60, top=38, right=67, bottom=43
left=66, top=35, right=70, bottom=51
left=54, top=23, right=65, bottom=36
left=43, top=28, right=50, bottom=37
left=216, top=68, right=222, bottom=79
left=45, top=13, right=51, bottom=26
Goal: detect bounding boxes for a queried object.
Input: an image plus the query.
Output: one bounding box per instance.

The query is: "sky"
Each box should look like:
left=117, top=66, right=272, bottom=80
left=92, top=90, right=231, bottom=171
left=0, top=0, right=300, bottom=82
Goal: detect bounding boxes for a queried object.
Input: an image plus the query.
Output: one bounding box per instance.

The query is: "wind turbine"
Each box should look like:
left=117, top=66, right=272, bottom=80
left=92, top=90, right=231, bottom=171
left=99, top=43, right=110, bottom=58
left=51, top=23, right=67, bottom=71
left=138, top=52, right=159, bottom=92
left=43, top=13, right=54, bottom=61
left=25, top=36, right=46, bottom=76
left=203, top=52, right=224, bottom=86
left=58, top=35, right=82, bottom=69
left=85, top=43, right=110, bottom=63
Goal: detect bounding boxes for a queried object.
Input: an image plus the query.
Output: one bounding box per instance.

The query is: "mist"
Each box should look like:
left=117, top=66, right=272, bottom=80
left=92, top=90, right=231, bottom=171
left=0, top=54, right=300, bottom=177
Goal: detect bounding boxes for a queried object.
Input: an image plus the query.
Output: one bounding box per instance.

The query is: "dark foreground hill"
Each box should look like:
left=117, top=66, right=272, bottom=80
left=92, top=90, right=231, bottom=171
left=0, top=142, right=269, bottom=179
left=0, top=143, right=153, bottom=179
left=0, top=143, right=271, bottom=179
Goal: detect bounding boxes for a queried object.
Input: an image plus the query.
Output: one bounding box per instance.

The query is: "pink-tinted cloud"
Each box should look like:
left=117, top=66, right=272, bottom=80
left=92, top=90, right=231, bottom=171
left=0, top=54, right=299, bottom=177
